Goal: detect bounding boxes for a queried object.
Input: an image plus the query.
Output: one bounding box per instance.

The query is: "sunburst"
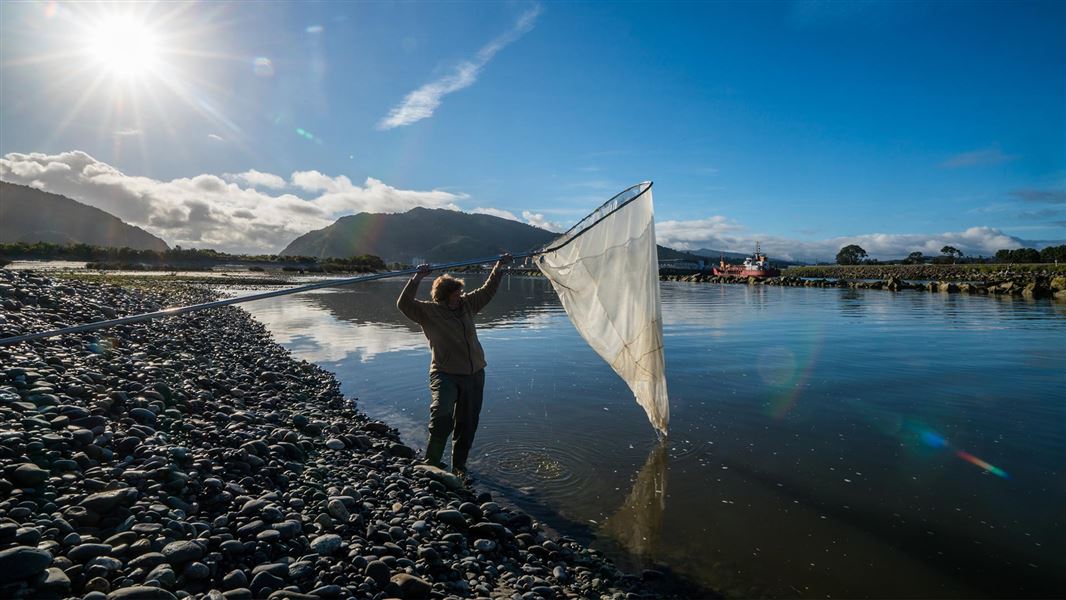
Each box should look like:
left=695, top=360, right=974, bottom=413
left=86, top=15, right=161, bottom=80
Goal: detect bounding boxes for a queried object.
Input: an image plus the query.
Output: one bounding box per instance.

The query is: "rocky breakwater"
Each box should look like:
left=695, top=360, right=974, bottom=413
left=779, top=264, right=1065, bottom=282
left=0, top=269, right=676, bottom=600
left=662, top=272, right=1066, bottom=299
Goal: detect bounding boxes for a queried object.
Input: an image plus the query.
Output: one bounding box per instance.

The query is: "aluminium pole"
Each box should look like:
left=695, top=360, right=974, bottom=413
left=0, top=252, right=534, bottom=347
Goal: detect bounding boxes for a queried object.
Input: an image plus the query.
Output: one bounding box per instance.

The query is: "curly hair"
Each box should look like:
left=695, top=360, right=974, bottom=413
left=431, top=274, right=464, bottom=304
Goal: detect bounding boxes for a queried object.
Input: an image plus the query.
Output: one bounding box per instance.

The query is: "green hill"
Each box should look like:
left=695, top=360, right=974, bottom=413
left=0, top=181, right=169, bottom=251
left=279, top=207, right=558, bottom=262
left=280, top=205, right=715, bottom=265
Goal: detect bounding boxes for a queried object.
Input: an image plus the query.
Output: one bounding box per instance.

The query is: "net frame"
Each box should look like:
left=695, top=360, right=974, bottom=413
left=537, top=181, right=653, bottom=255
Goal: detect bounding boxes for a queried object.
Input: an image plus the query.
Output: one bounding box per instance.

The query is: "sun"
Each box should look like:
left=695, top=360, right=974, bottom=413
left=87, top=16, right=160, bottom=79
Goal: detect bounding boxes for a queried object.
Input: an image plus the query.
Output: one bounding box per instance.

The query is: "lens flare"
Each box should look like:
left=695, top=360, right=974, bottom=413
left=253, top=57, right=274, bottom=77
left=919, top=428, right=1010, bottom=478
left=763, top=328, right=824, bottom=419
left=955, top=450, right=1010, bottom=479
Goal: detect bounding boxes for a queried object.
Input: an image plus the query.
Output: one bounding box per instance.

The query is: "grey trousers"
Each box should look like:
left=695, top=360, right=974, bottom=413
left=425, top=369, right=485, bottom=471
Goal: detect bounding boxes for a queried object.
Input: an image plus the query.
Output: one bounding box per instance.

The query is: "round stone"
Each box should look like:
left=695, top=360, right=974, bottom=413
left=364, top=560, right=390, bottom=587
left=183, top=561, right=210, bottom=580
left=0, top=546, right=52, bottom=583
left=309, top=534, right=342, bottom=555
left=11, top=463, right=49, bottom=487
left=105, top=586, right=178, bottom=600
left=161, top=540, right=203, bottom=565
left=68, top=543, right=113, bottom=563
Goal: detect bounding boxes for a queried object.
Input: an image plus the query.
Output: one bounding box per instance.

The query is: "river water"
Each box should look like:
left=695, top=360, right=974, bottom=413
left=239, top=275, right=1065, bottom=598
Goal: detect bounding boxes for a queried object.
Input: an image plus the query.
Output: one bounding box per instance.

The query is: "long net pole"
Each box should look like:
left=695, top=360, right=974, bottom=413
left=0, top=181, right=653, bottom=348
left=0, top=251, right=535, bottom=347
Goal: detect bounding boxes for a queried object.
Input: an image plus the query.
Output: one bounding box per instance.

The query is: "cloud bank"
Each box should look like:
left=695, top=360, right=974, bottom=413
left=0, top=151, right=464, bottom=254
left=521, top=211, right=565, bottom=233
left=3, top=150, right=1056, bottom=262
left=378, top=5, right=541, bottom=129
left=472, top=207, right=520, bottom=221
left=657, top=218, right=1051, bottom=263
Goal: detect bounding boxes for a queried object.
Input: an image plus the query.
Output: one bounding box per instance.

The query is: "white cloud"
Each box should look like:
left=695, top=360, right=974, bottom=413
left=226, top=169, right=287, bottom=189
left=113, top=129, right=141, bottom=137
left=290, top=170, right=349, bottom=193
left=472, top=207, right=520, bottom=221
left=522, top=210, right=565, bottom=232
left=0, top=151, right=467, bottom=254
left=378, top=5, right=541, bottom=129
left=939, top=146, right=1017, bottom=169
left=658, top=216, right=1049, bottom=262
left=207, top=133, right=224, bottom=141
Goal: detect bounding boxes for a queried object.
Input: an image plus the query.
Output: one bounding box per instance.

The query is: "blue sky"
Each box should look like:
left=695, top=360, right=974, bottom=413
left=1, top=1, right=1063, bottom=260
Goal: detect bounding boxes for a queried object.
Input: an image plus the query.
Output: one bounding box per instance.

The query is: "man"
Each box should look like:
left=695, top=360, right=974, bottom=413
left=396, top=253, right=512, bottom=476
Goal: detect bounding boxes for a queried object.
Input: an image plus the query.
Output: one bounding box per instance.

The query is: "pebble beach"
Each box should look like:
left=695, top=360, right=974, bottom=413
left=0, top=269, right=691, bottom=600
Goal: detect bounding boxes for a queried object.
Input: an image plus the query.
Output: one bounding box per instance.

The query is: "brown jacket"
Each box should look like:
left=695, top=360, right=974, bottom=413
left=396, top=272, right=502, bottom=374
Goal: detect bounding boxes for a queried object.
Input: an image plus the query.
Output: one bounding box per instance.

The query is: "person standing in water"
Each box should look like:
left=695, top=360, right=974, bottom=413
left=396, top=254, right=512, bottom=476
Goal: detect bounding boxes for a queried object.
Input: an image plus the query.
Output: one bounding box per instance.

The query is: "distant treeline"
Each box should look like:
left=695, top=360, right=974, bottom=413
left=834, top=244, right=1066, bottom=266
left=992, top=247, right=1066, bottom=264
left=0, top=242, right=386, bottom=272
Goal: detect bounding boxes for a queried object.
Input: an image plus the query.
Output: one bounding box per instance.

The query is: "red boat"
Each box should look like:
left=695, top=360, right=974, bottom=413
left=712, top=242, right=780, bottom=278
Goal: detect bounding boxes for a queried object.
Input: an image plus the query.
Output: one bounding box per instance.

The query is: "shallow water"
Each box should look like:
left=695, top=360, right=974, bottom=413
left=242, top=276, right=1066, bottom=598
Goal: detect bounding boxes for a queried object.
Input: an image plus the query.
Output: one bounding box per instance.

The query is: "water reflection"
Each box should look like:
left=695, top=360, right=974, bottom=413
left=602, top=442, right=669, bottom=562
left=241, top=290, right=425, bottom=363
left=241, top=275, right=562, bottom=364
left=245, top=277, right=1066, bottom=598
left=309, top=276, right=561, bottom=327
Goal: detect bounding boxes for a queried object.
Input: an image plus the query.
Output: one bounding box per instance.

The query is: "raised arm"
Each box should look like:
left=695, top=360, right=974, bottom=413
left=397, top=263, right=432, bottom=323
left=465, top=253, right=512, bottom=314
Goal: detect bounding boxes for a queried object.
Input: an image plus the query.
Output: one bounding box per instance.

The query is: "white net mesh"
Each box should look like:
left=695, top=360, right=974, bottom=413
left=536, top=182, right=669, bottom=436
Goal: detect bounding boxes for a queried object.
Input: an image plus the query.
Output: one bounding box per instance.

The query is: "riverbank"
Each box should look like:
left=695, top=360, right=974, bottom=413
left=663, top=268, right=1066, bottom=299
left=0, top=269, right=698, bottom=600
left=783, top=263, right=1066, bottom=280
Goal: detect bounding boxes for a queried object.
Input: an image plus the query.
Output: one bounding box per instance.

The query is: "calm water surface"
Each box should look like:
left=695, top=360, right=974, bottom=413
left=236, top=276, right=1065, bottom=598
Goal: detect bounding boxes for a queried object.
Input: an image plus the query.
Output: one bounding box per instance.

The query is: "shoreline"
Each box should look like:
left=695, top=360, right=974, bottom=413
left=662, top=270, right=1066, bottom=299
left=0, top=269, right=706, bottom=600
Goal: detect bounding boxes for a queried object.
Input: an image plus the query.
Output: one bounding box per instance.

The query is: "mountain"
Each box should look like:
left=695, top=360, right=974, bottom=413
left=0, top=181, right=169, bottom=251
left=690, top=247, right=806, bottom=266
left=655, top=245, right=716, bottom=263
left=281, top=206, right=727, bottom=266
left=690, top=248, right=752, bottom=261
left=280, top=207, right=558, bottom=263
